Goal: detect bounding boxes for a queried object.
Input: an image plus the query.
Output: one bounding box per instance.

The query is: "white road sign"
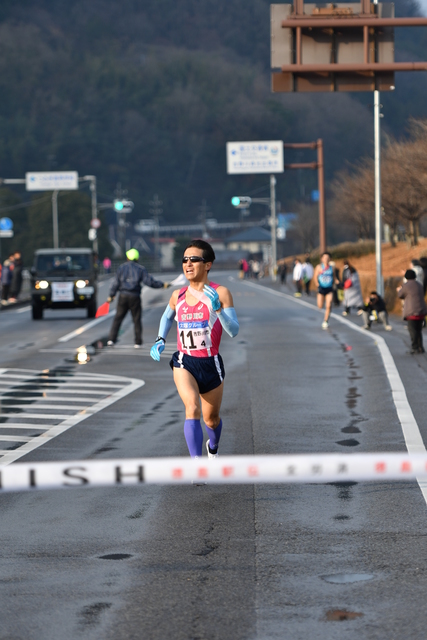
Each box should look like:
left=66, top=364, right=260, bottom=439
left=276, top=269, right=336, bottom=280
left=26, top=171, right=79, bottom=191
left=226, top=141, right=284, bottom=175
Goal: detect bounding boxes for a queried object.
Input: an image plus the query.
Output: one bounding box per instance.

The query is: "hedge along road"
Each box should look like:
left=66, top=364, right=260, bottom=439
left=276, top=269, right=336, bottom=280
left=1, top=271, right=427, bottom=639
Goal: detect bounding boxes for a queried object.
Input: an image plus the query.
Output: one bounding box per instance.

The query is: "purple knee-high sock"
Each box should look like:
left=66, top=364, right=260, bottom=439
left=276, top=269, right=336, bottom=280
left=205, top=419, right=222, bottom=451
left=184, top=419, right=203, bottom=457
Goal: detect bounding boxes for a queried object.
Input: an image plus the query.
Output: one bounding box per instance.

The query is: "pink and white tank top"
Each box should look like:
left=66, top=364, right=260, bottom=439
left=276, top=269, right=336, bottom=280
left=175, top=283, right=222, bottom=357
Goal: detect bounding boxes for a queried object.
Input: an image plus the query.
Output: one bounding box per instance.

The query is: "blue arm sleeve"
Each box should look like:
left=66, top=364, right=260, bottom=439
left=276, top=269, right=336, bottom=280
left=217, top=307, right=239, bottom=338
left=158, top=304, right=175, bottom=340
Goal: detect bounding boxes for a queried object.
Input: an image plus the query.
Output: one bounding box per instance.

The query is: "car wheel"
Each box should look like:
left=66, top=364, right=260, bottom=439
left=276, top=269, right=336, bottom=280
left=32, top=301, right=43, bottom=320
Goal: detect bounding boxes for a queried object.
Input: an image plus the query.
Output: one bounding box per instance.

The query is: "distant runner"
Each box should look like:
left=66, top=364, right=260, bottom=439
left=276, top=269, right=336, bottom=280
left=150, top=239, right=239, bottom=459
left=313, top=251, right=334, bottom=330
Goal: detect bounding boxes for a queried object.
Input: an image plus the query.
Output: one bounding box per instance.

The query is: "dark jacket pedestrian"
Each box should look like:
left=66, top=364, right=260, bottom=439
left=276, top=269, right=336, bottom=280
left=397, top=270, right=427, bottom=354
left=278, top=262, right=287, bottom=285
left=107, top=248, right=168, bottom=347
left=9, top=252, right=23, bottom=300
left=1, top=255, right=14, bottom=303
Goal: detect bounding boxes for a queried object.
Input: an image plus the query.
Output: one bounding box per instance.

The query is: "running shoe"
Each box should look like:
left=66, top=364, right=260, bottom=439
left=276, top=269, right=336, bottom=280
left=134, top=344, right=142, bottom=349
left=294, top=292, right=302, bottom=297
left=206, top=439, right=218, bottom=459
left=321, top=321, right=328, bottom=330
left=363, top=325, right=371, bottom=330
left=342, top=311, right=348, bottom=316
left=385, top=325, right=392, bottom=331
left=107, top=340, right=114, bottom=346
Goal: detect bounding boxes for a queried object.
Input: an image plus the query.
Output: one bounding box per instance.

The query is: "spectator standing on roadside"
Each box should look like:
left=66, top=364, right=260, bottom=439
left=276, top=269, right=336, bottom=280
left=107, top=248, right=170, bottom=348
left=8, top=252, right=23, bottom=302
left=410, top=259, right=424, bottom=288
left=278, top=262, right=288, bottom=286
left=342, top=263, right=363, bottom=316
left=397, top=269, right=427, bottom=354
left=302, top=258, right=314, bottom=295
left=103, top=256, right=112, bottom=274
left=419, top=257, right=427, bottom=296
left=293, top=258, right=303, bottom=297
left=362, top=291, right=392, bottom=331
left=329, top=260, right=341, bottom=306
left=251, top=260, right=260, bottom=280
left=1, top=254, right=14, bottom=304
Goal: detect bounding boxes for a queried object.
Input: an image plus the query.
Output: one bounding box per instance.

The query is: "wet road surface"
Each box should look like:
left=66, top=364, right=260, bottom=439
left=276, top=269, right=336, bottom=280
left=1, top=272, right=427, bottom=639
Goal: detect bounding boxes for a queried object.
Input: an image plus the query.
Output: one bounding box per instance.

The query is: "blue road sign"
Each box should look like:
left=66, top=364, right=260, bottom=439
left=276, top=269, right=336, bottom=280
left=0, top=217, right=13, bottom=231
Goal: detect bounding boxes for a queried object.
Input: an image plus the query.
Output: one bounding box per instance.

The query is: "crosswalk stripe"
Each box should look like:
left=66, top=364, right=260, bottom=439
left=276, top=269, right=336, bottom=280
left=0, top=368, right=145, bottom=466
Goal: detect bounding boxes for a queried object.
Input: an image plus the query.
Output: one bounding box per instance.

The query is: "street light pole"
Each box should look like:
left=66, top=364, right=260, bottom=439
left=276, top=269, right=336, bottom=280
left=270, top=175, right=277, bottom=281
left=317, top=139, right=327, bottom=255
left=52, top=190, right=59, bottom=249
left=373, top=0, right=383, bottom=296
left=83, top=175, right=98, bottom=255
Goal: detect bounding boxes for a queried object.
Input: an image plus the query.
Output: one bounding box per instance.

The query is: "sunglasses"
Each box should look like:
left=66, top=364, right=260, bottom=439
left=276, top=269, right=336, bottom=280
left=182, top=256, right=206, bottom=264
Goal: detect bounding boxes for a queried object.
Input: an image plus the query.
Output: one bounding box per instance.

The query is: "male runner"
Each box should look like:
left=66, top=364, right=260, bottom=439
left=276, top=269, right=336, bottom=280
left=150, top=239, right=239, bottom=458
left=313, top=251, right=334, bottom=330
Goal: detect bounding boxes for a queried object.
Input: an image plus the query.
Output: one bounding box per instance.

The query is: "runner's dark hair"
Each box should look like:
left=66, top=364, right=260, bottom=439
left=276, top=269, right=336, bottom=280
left=185, top=239, right=216, bottom=264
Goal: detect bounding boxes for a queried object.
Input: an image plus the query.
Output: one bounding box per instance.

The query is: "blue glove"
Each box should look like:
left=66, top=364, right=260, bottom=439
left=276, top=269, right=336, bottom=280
left=203, top=284, right=221, bottom=311
left=150, top=338, right=165, bottom=361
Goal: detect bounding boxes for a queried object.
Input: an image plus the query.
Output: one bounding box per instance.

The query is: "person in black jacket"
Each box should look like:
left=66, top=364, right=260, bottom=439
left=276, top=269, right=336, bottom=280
left=107, top=248, right=169, bottom=348
left=362, top=291, right=392, bottom=331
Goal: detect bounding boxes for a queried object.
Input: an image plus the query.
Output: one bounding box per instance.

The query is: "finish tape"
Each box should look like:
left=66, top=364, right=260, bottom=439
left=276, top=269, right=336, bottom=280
left=1, top=453, right=427, bottom=491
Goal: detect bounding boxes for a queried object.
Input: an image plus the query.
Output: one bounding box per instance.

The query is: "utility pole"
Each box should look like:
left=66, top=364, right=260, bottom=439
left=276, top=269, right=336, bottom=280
left=149, top=194, right=163, bottom=270
left=81, top=175, right=98, bottom=255
left=283, top=140, right=326, bottom=254
left=115, top=183, right=128, bottom=256
left=52, top=190, right=59, bottom=249
left=373, top=0, right=384, bottom=296
left=270, top=176, right=278, bottom=281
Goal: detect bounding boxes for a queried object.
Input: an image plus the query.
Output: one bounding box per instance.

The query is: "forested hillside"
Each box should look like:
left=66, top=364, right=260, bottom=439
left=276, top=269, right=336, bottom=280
left=0, top=0, right=426, bottom=247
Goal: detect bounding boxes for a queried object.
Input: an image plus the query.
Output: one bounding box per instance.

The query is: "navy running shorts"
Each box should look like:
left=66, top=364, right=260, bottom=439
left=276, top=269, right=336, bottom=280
left=170, top=351, right=225, bottom=394
left=318, top=286, right=333, bottom=296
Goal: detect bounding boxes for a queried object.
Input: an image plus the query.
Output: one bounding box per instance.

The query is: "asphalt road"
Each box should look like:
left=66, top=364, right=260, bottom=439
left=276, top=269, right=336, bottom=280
left=1, top=272, right=427, bottom=639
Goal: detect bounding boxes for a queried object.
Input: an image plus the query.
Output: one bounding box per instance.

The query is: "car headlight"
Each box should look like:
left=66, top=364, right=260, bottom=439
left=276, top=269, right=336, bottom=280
left=76, top=280, right=87, bottom=289
left=36, top=280, right=49, bottom=290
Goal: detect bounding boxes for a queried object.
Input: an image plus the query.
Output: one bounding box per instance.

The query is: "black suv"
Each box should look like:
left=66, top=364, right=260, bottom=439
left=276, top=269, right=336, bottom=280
left=31, top=248, right=98, bottom=320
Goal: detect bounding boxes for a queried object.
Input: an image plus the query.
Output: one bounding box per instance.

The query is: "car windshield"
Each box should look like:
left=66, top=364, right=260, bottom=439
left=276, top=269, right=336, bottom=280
left=36, top=254, right=92, bottom=274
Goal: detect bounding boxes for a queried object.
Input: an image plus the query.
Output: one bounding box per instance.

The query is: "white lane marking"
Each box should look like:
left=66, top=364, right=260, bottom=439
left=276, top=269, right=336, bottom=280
left=0, top=370, right=136, bottom=382
left=241, top=279, right=427, bottom=506
left=0, top=378, right=123, bottom=388
left=0, top=413, right=73, bottom=420
left=57, top=311, right=116, bottom=343
left=0, top=396, right=105, bottom=403
left=0, top=387, right=108, bottom=396
left=0, top=435, right=32, bottom=443
left=0, top=369, right=145, bottom=466
left=0, top=424, right=47, bottom=430
left=1, top=404, right=90, bottom=411
left=15, top=306, right=32, bottom=313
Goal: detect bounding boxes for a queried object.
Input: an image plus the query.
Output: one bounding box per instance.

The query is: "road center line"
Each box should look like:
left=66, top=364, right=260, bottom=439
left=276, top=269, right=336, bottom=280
left=57, top=311, right=116, bottom=343
left=240, top=279, right=427, bottom=506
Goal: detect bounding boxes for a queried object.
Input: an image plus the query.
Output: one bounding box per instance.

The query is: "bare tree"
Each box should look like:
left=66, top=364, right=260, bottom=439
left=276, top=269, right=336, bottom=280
left=331, top=119, right=427, bottom=247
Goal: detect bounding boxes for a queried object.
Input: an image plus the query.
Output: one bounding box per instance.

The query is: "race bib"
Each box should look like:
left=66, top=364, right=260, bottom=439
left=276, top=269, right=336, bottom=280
left=178, top=321, right=212, bottom=351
